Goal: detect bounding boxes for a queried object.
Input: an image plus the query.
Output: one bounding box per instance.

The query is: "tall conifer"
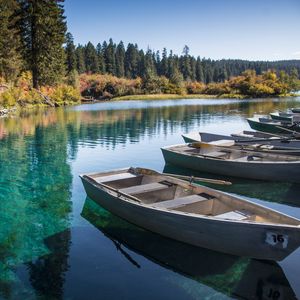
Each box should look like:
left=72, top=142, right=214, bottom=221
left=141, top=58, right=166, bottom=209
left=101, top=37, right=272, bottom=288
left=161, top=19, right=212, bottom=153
left=75, top=45, right=86, bottom=73
left=65, top=32, right=76, bottom=73
left=115, top=41, right=125, bottom=77
left=0, top=0, right=23, bottom=82
left=18, top=0, right=67, bottom=88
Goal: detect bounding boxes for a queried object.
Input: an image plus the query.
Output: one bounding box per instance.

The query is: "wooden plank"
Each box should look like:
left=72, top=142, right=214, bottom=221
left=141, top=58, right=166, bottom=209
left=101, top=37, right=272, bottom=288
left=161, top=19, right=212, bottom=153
left=215, top=211, right=249, bottom=221
left=153, top=194, right=208, bottom=209
left=119, top=182, right=168, bottom=195
left=209, top=139, right=235, bottom=146
left=94, top=172, right=136, bottom=183
left=205, top=151, right=228, bottom=158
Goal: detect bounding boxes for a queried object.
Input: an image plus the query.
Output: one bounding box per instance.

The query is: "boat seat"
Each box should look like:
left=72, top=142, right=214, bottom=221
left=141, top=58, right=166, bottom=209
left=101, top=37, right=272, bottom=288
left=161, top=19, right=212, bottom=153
left=205, top=151, right=228, bottom=158
left=153, top=194, right=208, bottom=209
left=209, top=139, right=235, bottom=147
left=233, top=155, right=262, bottom=162
left=94, top=172, right=137, bottom=183
left=119, top=182, right=169, bottom=195
left=215, top=210, right=252, bottom=221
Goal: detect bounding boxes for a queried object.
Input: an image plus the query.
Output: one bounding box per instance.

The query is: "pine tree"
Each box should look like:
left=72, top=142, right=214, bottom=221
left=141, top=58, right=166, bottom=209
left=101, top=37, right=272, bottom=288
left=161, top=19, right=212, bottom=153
left=195, top=57, right=204, bottom=82
left=65, top=32, right=76, bottom=73
left=125, top=43, right=140, bottom=78
left=104, top=38, right=116, bottom=75
left=115, top=41, right=125, bottom=77
left=160, top=48, right=168, bottom=76
left=75, top=45, right=86, bottom=73
left=143, top=48, right=156, bottom=78
left=190, top=57, right=196, bottom=81
left=84, top=42, right=99, bottom=73
left=18, top=0, right=67, bottom=88
left=0, top=0, right=23, bottom=82
left=96, top=43, right=105, bottom=73
left=180, top=45, right=192, bottom=80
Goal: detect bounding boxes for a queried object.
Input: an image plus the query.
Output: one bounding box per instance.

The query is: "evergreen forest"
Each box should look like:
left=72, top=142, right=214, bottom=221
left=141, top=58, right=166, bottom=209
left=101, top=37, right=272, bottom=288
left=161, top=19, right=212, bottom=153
left=0, top=0, right=300, bottom=109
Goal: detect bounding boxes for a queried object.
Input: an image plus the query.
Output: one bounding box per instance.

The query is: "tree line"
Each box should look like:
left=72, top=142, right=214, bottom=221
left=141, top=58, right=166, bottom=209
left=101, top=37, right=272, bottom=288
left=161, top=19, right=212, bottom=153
left=0, top=0, right=300, bottom=108
left=66, top=36, right=300, bottom=84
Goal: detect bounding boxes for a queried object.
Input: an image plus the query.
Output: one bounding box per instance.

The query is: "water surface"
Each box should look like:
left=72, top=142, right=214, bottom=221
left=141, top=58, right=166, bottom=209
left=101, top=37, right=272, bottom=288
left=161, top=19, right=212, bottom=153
left=1, top=97, right=300, bottom=299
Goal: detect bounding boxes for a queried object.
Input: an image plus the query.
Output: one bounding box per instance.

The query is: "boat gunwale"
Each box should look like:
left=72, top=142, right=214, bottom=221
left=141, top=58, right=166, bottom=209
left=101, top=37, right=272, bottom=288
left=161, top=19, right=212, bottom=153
left=161, top=144, right=300, bottom=164
left=80, top=169, right=300, bottom=229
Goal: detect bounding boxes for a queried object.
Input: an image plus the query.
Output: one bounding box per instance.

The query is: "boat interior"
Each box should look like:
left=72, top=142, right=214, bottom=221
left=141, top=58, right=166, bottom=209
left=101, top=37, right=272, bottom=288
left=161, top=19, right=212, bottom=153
left=170, top=144, right=299, bottom=162
left=86, top=169, right=300, bottom=226
left=232, top=130, right=280, bottom=139
left=258, top=117, right=291, bottom=125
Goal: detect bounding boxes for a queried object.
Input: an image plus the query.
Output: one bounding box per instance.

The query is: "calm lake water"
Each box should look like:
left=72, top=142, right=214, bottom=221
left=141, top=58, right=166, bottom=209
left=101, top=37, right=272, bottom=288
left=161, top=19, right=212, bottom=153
left=1, top=97, right=300, bottom=299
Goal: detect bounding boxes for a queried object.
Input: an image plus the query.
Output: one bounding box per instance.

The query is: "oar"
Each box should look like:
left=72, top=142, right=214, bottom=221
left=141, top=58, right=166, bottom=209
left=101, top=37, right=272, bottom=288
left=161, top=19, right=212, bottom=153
left=163, top=173, right=232, bottom=185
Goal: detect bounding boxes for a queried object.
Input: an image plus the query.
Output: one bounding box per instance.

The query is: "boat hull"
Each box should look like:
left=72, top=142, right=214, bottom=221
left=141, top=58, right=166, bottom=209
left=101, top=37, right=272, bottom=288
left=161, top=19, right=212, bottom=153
left=81, top=176, right=300, bottom=261
left=161, top=147, right=300, bottom=182
left=247, top=118, right=300, bottom=134
left=270, top=113, right=293, bottom=122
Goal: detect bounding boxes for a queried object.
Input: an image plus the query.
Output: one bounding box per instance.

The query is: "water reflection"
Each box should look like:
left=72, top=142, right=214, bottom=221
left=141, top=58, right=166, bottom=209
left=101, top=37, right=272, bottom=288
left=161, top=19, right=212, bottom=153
left=0, top=120, right=72, bottom=298
left=0, top=98, right=299, bottom=299
left=80, top=198, right=297, bottom=300
left=0, top=98, right=299, bottom=147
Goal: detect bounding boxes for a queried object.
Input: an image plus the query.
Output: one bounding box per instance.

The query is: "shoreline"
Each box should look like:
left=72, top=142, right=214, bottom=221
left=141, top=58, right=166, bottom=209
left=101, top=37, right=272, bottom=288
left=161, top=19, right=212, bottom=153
left=111, top=94, right=244, bottom=101
left=0, top=93, right=298, bottom=117
left=111, top=93, right=297, bottom=101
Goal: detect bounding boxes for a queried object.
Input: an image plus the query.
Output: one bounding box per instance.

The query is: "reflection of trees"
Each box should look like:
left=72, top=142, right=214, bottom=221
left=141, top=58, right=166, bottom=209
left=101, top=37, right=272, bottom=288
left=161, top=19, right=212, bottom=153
left=0, top=99, right=299, bottom=150
left=27, top=230, right=71, bottom=300
left=0, top=98, right=299, bottom=297
left=0, top=120, right=72, bottom=298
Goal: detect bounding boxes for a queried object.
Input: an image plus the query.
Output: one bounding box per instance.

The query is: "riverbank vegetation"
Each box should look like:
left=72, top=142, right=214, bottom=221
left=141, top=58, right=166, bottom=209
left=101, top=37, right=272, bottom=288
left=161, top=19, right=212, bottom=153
left=0, top=1, right=300, bottom=110
left=79, top=69, right=300, bottom=100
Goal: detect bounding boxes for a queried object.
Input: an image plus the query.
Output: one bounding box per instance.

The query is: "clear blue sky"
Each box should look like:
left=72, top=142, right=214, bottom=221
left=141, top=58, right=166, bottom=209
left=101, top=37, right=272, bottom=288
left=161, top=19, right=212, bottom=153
left=65, top=0, right=300, bottom=61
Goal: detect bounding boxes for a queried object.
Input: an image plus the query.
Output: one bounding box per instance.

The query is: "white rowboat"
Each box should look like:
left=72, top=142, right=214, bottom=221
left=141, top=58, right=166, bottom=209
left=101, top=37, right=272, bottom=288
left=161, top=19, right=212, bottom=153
left=80, top=167, right=300, bottom=261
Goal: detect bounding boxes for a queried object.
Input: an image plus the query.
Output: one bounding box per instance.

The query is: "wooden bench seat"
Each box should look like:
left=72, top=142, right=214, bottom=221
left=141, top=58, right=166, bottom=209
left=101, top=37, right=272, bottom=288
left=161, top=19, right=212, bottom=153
left=209, top=139, right=235, bottom=147
left=205, top=151, right=228, bottom=158
left=215, top=210, right=251, bottom=221
left=153, top=194, right=208, bottom=209
left=119, top=182, right=169, bottom=195
left=94, top=172, right=136, bottom=183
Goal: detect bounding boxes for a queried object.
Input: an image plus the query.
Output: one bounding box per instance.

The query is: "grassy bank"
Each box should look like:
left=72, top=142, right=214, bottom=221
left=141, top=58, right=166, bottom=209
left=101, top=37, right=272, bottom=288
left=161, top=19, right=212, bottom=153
left=112, top=93, right=248, bottom=101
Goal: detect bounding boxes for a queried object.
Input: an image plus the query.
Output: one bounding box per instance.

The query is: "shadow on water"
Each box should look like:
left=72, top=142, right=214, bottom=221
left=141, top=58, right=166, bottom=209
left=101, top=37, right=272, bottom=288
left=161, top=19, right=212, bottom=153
left=163, top=165, right=300, bottom=208
left=76, top=198, right=297, bottom=300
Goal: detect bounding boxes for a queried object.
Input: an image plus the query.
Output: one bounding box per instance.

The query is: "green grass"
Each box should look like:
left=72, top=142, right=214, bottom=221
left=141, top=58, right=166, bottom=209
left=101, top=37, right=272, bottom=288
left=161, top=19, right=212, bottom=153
left=112, top=94, right=220, bottom=101
left=110, top=93, right=258, bottom=101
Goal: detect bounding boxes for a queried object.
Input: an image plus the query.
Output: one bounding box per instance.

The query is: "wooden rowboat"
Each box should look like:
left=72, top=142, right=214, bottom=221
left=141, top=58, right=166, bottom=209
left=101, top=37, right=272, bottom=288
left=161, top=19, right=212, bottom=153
left=80, top=167, right=300, bottom=261
left=182, top=132, right=300, bottom=155
left=161, top=143, right=300, bottom=182
left=270, top=112, right=300, bottom=122
left=247, top=117, right=300, bottom=134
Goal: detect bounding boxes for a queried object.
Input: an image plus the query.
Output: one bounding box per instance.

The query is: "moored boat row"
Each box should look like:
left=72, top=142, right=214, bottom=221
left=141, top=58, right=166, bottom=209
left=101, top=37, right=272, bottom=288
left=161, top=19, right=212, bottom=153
left=80, top=106, right=300, bottom=262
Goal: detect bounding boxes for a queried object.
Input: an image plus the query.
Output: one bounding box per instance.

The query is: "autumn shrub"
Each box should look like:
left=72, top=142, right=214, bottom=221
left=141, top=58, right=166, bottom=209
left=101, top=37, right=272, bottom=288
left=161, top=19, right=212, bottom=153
left=49, top=85, right=81, bottom=106
left=80, top=74, right=142, bottom=98
left=248, top=84, right=275, bottom=97
left=0, top=89, right=17, bottom=107
left=186, top=81, right=206, bottom=94
left=205, top=82, right=231, bottom=95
